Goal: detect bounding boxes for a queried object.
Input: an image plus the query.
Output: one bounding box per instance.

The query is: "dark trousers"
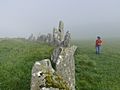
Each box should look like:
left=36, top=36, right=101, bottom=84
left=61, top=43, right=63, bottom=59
left=96, top=45, right=101, bottom=54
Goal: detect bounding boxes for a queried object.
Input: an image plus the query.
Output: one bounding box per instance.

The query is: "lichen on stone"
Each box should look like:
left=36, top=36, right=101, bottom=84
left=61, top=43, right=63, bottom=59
left=45, top=72, right=70, bottom=90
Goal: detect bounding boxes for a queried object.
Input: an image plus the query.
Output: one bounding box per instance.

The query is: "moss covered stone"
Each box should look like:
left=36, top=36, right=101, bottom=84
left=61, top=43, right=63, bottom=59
left=45, top=72, right=70, bottom=90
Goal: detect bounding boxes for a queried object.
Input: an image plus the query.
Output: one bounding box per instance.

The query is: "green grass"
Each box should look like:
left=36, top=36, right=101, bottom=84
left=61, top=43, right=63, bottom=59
left=0, top=38, right=120, bottom=90
left=0, top=39, right=54, bottom=90
left=75, top=39, right=120, bottom=90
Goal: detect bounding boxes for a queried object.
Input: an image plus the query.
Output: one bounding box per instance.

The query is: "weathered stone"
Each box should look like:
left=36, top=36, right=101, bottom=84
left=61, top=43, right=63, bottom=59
left=53, top=28, right=61, bottom=46
left=31, top=59, right=70, bottom=90
left=28, top=33, right=35, bottom=41
left=58, top=21, right=64, bottom=41
left=30, top=21, right=77, bottom=90
left=36, top=33, right=41, bottom=41
left=51, top=46, right=77, bottom=90
left=51, top=47, right=62, bottom=67
left=52, top=21, right=64, bottom=46
left=53, top=28, right=58, bottom=41
left=39, top=35, right=47, bottom=42
left=31, top=59, right=54, bottom=90
left=63, top=31, right=71, bottom=47
left=46, top=33, right=53, bottom=44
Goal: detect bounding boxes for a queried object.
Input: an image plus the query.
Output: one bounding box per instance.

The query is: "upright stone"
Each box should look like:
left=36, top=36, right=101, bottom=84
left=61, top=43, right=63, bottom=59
left=46, top=33, right=53, bottom=44
left=51, top=46, right=77, bottom=90
left=53, top=28, right=61, bottom=46
left=30, top=21, right=77, bottom=90
left=53, top=28, right=58, bottom=42
left=63, top=31, right=71, bottom=47
left=58, top=21, right=64, bottom=41
left=31, top=59, right=70, bottom=90
left=28, top=33, right=34, bottom=41
left=39, top=35, right=47, bottom=43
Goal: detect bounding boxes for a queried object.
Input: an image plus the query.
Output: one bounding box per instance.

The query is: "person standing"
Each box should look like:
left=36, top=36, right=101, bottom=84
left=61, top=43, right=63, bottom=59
left=96, top=36, right=102, bottom=54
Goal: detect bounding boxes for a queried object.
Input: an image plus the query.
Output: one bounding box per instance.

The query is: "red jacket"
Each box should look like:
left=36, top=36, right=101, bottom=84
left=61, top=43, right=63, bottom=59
left=96, top=39, right=102, bottom=46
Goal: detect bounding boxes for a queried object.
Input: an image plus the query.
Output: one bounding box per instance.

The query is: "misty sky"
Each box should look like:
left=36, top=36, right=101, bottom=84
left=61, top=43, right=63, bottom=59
left=0, top=0, right=120, bottom=39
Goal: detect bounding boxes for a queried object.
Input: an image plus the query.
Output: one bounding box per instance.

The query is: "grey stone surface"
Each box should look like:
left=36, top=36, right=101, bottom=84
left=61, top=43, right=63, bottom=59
left=51, top=47, right=62, bottom=65
left=31, top=59, right=70, bottom=90
left=58, top=21, right=64, bottom=41
left=55, top=46, right=77, bottom=90
left=51, top=45, right=77, bottom=90
left=63, top=31, right=71, bottom=47
left=39, top=35, right=47, bottom=42
left=30, top=21, right=77, bottom=90
left=46, top=33, right=53, bottom=44
left=31, top=59, right=55, bottom=90
left=53, top=27, right=61, bottom=46
left=53, top=21, right=64, bottom=46
left=28, top=34, right=36, bottom=41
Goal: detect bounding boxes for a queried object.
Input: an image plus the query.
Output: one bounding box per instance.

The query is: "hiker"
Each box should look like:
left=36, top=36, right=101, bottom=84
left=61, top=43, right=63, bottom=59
left=95, top=36, right=102, bottom=54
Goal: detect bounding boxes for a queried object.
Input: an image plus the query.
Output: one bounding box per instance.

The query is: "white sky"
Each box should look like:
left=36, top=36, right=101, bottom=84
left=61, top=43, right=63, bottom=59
left=0, top=0, right=120, bottom=39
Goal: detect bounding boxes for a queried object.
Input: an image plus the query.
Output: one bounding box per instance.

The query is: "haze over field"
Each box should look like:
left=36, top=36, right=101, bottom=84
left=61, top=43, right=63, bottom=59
left=0, top=0, right=120, bottom=39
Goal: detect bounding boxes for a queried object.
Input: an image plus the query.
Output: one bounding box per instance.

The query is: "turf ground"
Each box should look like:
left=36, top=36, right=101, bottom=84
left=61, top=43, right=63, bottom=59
left=0, top=39, right=120, bottom=90
left=75, top=39, right=120, bottom=90
left=0, top=39, right=53, bottom=90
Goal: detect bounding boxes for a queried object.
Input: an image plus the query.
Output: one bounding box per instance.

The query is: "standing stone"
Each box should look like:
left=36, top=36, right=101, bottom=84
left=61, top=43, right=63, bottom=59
left=51, top=46, right=77, bottom=90
left=30, top=21, right=77, bottom=90
left=46, top=33, right=53, bottom=44
left=53, top=28, right=61, bottom=46
left=63, top=31, right=71, bottom=47
left=37, top=33, right=41, bottom=41
left=58, top=21, right=64, bottom=41
left=32, top=36, right=36, bottom=41
left=28, top=33, right=34, bottom=41
left=51, top=47, right=62, bottom=67
left=31, top=59, right=70, bottom=90
left=31, top=59, right=55, bottom=90
left=52, top=21, right=65, bottom=46
left=39, top=35, right=47, bottom=43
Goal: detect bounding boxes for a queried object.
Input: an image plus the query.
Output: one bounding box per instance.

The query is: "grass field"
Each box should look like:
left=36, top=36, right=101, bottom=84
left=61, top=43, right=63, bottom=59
left=0, top=39, right=120, bottom=90
left=0, top=39, right=54, bottom=90
left=75, top=39, right=120, bottom=90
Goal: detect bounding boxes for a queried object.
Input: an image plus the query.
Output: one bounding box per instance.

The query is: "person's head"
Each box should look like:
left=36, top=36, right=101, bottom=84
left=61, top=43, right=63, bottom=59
left=97, top=36, right=101, bottom=39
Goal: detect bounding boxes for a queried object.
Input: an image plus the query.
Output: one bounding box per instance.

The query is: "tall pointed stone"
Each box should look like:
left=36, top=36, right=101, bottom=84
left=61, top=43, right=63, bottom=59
left=58, top=21, right=64, bottom=41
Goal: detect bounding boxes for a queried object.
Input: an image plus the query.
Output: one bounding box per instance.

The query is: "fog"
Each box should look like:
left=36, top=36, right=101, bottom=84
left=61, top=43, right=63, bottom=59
left=0, top=0, right=120, bottom=39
